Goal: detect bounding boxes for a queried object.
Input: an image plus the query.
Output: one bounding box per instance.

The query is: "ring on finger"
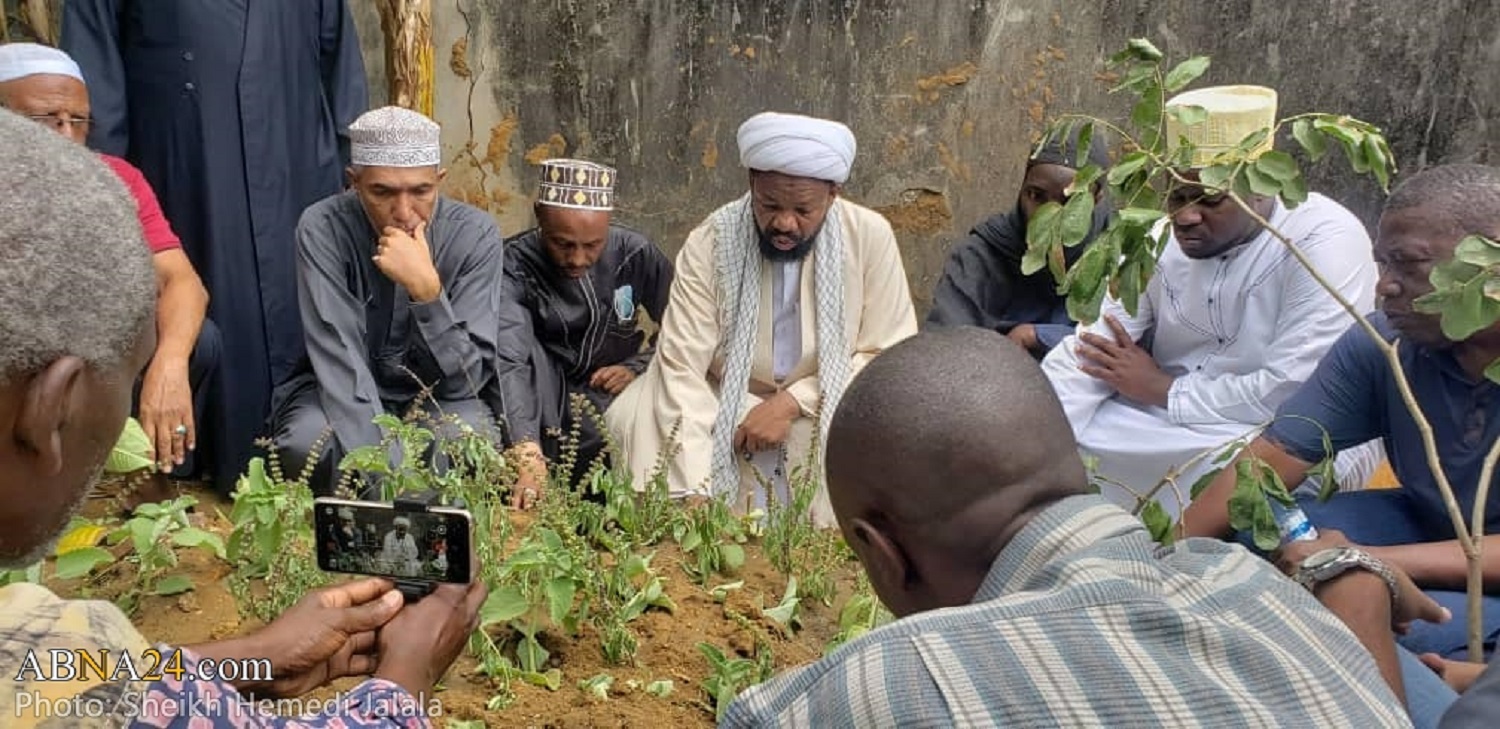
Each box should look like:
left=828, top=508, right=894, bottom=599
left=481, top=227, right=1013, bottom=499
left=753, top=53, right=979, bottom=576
left=173, top=424, right=188, bottom=436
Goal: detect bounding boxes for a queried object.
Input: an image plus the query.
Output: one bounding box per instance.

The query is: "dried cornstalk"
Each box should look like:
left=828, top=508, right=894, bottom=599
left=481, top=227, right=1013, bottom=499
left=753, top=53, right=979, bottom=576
left=378, top=0, right=434, bottom=116
left=18, top=0, right=58, bottom=45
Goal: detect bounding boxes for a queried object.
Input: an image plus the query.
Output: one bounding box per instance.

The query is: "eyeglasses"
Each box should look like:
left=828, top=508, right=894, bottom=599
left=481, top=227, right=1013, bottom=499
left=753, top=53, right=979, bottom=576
left=23, top=113, right=94, bottom=132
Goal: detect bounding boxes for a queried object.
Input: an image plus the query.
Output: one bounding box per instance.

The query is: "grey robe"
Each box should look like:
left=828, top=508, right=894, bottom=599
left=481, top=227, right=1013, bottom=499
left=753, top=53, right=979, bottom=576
left=270, top=193, right=504, bottom=487
left=491, top=226, right=672, bottom=472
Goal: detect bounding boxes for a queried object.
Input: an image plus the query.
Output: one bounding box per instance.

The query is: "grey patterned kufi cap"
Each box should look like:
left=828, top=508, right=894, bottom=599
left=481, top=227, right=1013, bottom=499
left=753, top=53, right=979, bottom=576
left=349, top=106, right=441, bottom=168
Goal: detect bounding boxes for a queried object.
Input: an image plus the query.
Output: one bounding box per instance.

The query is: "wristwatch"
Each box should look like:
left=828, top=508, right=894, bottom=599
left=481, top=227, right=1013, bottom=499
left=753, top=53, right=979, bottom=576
left=1292, top=546, right=1399, bottom=605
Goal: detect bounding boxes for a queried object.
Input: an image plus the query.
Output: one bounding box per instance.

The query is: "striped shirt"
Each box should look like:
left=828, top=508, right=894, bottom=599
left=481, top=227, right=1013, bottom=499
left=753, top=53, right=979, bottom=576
left=722, top=495, right=1412, bottom=728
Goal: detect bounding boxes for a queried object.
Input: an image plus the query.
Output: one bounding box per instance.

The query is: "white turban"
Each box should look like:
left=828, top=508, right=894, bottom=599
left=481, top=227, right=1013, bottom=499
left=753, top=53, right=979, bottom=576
left=0, top=43, right=84, bottom=84
left=737, top=111, right=856, bottom=184
left=393, top=516, right=411, bottom=527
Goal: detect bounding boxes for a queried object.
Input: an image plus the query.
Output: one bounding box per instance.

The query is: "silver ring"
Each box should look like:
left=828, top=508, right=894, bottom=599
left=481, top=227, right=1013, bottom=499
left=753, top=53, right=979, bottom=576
left=173, top=425, right=188, bottom=436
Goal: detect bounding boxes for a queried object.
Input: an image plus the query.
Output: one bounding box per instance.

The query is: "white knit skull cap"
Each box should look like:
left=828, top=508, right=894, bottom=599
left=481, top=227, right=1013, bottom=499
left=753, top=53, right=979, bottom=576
left=349, top=106, right=442, bottom=167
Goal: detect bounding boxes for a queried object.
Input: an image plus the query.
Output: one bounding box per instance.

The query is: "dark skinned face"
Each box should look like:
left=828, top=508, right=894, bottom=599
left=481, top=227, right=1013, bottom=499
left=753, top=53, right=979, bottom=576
left=1165, top=170, right=1269, bottom=259
left=749, top=171, right=839, bottom=262
left=1373, top=205, right=1466, bottom=349
left=537, top=205, right=611, bottom=278
left=1018, top=163, right=1078, bottom=222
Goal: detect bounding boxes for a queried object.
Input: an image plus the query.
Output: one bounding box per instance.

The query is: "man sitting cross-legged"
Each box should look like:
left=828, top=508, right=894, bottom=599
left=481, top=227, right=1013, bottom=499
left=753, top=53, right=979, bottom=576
left=491, top=159, right=673, bottom=505
left=268, top=106, right=505, bottom=496
left=722, top=326, right=1413, bottom=726
left=0, top=106, right=484, bottom=727
left=1183, top=164, right=1500, bottom=663
left=1041, top=84, right=1382, bottom=519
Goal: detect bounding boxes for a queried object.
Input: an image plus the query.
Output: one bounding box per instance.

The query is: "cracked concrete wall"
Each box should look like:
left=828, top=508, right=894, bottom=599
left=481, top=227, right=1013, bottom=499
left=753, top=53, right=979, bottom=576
left=351, top=0, right=1498, bottom=314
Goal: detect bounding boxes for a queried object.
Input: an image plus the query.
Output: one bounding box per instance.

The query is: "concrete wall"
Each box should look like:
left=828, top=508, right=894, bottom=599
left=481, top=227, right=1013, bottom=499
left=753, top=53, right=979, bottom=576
left=352, top=0, right=1499, bottom=313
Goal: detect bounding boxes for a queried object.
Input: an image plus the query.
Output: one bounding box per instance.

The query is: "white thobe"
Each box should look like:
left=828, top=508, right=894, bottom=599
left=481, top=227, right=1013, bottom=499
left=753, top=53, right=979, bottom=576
left=1041, top=193, right=1382, bottom=520
left=381, top=531, right=420, bottom=576
left=604, top=199, right=919, bottom=527
left=747, top=260, right=803, bottom=511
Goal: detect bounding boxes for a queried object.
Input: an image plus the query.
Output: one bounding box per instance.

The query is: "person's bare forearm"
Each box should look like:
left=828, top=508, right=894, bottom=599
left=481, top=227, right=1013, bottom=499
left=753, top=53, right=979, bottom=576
left=1368, top=534, right=1500, bottom=592
left=1315, top=572, right=1405, bottom=706
left=1179, top=437, right=1313, bottom=539
left=153, top=270, right=208, bottom=365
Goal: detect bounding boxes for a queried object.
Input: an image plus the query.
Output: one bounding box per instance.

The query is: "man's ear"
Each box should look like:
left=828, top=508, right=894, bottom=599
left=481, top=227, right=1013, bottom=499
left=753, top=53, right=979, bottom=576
left=14, top=356, right=87, bottom=477
left=345, top=166, right=358, bottom=188
left=829, top=182, right=843, bottom=199
left=846, top=516, right=910, bottom=605
left=436, top=167, right=448, bottom=184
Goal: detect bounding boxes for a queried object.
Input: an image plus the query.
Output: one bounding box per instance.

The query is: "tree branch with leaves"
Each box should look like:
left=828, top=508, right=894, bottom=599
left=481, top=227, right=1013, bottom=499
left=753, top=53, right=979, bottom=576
left=1036, top=38, right=1500, bottom=659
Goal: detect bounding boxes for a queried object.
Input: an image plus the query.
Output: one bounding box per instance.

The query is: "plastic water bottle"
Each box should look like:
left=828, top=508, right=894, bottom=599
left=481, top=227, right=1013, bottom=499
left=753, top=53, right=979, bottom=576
left=1270, top=500, right=1318, bottom=544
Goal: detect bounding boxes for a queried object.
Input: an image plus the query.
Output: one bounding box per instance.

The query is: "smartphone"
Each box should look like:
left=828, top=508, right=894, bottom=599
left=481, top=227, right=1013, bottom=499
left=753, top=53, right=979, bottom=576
left=313, top=497, right=472, bottom=584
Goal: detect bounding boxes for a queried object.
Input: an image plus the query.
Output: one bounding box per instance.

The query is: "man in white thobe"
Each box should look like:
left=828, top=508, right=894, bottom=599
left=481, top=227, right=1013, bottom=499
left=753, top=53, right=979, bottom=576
left=1041, top=85, right=1381, bottom=520
left=380, top=516, right=421, bottom=577
left=605, top=112, right=918, bottom=526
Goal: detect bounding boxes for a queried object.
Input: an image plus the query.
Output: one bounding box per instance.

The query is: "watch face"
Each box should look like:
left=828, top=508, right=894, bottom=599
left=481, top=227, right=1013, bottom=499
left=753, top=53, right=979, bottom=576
left=1302, top=547, right=1348, bottom=571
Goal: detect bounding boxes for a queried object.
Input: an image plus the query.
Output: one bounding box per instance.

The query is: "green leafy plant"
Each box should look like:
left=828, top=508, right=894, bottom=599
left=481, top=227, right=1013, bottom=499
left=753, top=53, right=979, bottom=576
left=225, top=450, right=332, bottom=622
left=1046, top=37, right=1499, bottom=657
left=107, top=495, right=224, bottom=614
left=697, top=642, right=762, bottom=722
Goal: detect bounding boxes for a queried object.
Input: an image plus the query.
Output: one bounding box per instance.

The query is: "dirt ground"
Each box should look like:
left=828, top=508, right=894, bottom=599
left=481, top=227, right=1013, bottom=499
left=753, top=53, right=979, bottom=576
left=57, top=480, right=864, bottom=728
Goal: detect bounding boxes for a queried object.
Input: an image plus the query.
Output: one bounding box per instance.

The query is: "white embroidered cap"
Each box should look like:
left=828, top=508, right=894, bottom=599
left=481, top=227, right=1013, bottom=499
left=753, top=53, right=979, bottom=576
left=349, top=106, right=442, bottom=168
left=1165, top=85, right=1278, bottom=168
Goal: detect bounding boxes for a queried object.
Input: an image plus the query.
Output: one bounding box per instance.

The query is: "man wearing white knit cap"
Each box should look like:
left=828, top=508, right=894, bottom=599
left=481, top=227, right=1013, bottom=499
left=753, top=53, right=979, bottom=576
left=0, top=42, right=218, bottom=505
left=605, top=111, right=917, bottom=525
left=1041, top=85, right=1383, bottom=520
left=268, top=106, right=505, bottom=497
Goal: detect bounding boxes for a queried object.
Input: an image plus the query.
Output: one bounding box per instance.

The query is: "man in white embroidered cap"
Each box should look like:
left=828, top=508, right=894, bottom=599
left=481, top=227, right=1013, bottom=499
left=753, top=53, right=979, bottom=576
left=268, top=105, right=505, bottom=497
left=489, top=159, right=674, bottom=506
left=605, top=111, right=917, bottom=526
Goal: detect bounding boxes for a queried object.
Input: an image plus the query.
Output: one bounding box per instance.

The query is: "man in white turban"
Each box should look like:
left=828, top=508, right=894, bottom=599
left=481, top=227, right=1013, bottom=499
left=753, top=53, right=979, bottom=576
left=604, top=111, right=917, bottom=526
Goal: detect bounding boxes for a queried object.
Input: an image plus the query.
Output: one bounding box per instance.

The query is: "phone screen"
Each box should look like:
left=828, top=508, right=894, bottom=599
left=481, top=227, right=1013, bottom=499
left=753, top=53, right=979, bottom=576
left=313, top=498, right=472, bottom=584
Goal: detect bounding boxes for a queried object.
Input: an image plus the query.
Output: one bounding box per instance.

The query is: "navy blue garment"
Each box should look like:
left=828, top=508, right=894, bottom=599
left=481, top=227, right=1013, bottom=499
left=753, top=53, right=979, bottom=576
left=925, top=132, right=1113, bottom=355
left=61, top=0, right=369, bottom=493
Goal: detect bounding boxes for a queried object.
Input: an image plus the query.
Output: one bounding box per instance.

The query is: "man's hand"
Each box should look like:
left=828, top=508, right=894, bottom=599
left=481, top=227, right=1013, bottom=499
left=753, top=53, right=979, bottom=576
left=589, top=365, right=636, bottom=395
left=1007, top=324, right=1039, bottom=352
left=189, top=577, right=404, bottom=700
left=510, top=442, right=547, bottom=510
left=733, top=391, right=800, bottom=454
left=1275, top=529, right=1451, bottom=633
left=138, top=357, right=194, bottom=474
left=1077, top=315, right=1175, bottom=407
left=374, top=581, right=488, bottom=698
left=373, top=221, right=442, bottom=303
left=1419, top=653, right=1487, bottom=693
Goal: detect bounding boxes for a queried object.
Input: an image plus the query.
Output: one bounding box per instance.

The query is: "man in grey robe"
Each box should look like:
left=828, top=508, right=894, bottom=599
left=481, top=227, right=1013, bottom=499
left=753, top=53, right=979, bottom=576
left=268, top=107, right=503, bottom=496
left=60, top=0, right=368, bottom=495
left=491, top=159, right=673, bottom=504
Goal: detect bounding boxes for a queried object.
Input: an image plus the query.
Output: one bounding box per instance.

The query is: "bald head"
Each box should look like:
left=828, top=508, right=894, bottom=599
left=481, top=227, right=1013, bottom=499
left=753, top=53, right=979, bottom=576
left=825, top=327, right=1087, bottom=615
left=828, top=327, right=1085, bottom=523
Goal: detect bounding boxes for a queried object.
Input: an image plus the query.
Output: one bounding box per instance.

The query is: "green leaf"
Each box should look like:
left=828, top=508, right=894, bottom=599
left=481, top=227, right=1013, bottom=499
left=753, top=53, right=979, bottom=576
left=645, top=679, right=674, bottom=698
left=1163, top=55, right=1210, bottom=92
left=1117, top=207, right=1168, bottom=228
left=1242, top=164, right=1282, bottom=197
left=1059, top=192, right=1096, bottom=247
left=1189, top=465, right=1227, bottom=500
left=1106, top=152, right=1151, bottom=187
left=1139, top=500, right=1175, bottom=546
left=1167, top=103, right=1209, bottom=127
left=1109, top=63, right=1157, bottom=94
left=519, top=668, right=564, bottom=691
left=1022, top=203, right=1063, bottom=276
left=1067, top=164, right=1104, bottom=197
left=1117, top=259, right=1145, bottom=317
left=517, top=634, right=549, bottom=673
left=1197, top=164, right=1234, bottom=194
left=172, top=528, right=226, bottom=559
left=1454, top=235, right=1500, bottom=268
left=1126, top=38, right=1164, bottom=62
left=1227, top=460, right=1264, bottom=532
left=1292, top=119, right=1329, bottom=162
left=1074, top=122, right=1095, bottom=169
left=53, top=547, right=114, bottom=580
left=1255, top=150, right=1300, bottom=181
left=545, top=577, right=576, bottom=627
left=678, top=529, right=703, bottom=554
left=1364, top=135, right=1393, bottom=191
left=1131, top=86, right=1165, bottom=147
left=1280, top=172, right=1309, bottom=207
left=1443, top=276, right=1500, bottom=340
left=718, top=543, right=746, bottom=572
left=105, top=417, right=154, bottom=474
left=153, top=573, right=195, bottom=596
left=479, top=586, right=530, bottom=626
left=1249, top=495, right=1281, bottom=552
left=1484, top=358, right=1500, bottom=385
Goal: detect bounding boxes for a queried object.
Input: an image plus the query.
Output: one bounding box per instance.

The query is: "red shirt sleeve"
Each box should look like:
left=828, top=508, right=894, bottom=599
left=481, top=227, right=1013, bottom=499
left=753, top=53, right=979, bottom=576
left=99, top=153, right=182, bottom=254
